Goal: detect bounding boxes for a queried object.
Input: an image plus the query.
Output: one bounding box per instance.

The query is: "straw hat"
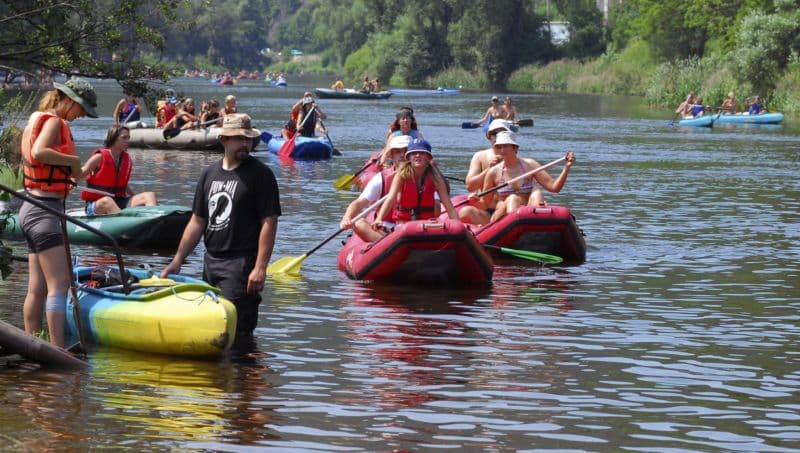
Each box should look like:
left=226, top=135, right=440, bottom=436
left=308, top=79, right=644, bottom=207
left=218, top=114, right=260, bottom=138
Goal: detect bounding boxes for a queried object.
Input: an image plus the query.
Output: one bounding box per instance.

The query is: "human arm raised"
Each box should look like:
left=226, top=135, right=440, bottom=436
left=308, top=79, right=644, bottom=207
left=530, top=151, right=575, bottom=193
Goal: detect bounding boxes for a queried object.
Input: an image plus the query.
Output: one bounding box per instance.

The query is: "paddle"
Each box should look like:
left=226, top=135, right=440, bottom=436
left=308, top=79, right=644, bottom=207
left=278, top=105, right=315, bottom=158
left=515, top=119, right=534, bottom=127
left=454, top=156, right=567, bottom=208
left=482, top=244, right=563, bottom=264
left=267, top=194, right=388, bottom=276
left=333, top=157, right=379, bottom=190
left=318, top=119, right=342, bottom=156
left=162, top=118, right=220, bottom=140
left=461, top=122, right=480, bottom=129
left=667, top=111, right=681, bottom=128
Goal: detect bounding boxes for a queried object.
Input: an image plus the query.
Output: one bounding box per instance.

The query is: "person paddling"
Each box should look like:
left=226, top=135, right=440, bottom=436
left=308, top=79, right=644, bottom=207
left=372, top=139, right=459, bottom=235
left=340, top=135, right=411, bottom=242
left=482, top=131, right=575, bottom=222
left=80, top=125, right=157, bottom=215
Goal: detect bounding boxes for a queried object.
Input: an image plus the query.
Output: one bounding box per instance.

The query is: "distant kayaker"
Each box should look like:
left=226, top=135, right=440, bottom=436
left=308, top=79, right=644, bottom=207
left=296, top=95, right=327, bottom=137
left=331, top=79, right=345, bottom=91
left=372, top=139, right=459, bottom=234
left=340, top=135, right=411, bottom=242
left=379, top=107, right=423, bottom=166
left=721, top=91, right=737, bottom=114
left=481, top=131, right=575, bottom=223
left=113, top=90, right=142, bottom=126
left=161, top=114, right=281, bottom=353
left=80, top=125, right=157, bottom=215
left=501, top=96, right=519, bottom=122
left=18, top=77, right=97, bottom=347
left=746, top=96, right=766, bottom=115
left=471, top=96, right=503, bottom=128
left=221, top=94, right=237, bottom=117
left=675, top=91, right=695, bottom=118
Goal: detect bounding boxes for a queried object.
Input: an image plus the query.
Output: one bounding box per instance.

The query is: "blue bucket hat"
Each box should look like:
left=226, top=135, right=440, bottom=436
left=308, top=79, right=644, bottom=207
left=405, top=138, right=432, bottom=157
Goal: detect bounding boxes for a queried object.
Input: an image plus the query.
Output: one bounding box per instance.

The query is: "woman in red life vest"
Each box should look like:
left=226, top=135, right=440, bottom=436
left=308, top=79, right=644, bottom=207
left=372, top=139, right=459, bottom=235
left=80, top=125, right=157, bottom=215
left=19, top=77, right=97, bottom=347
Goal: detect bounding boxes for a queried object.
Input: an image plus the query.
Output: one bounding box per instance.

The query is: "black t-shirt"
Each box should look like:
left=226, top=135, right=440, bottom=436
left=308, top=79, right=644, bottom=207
left=193, top=156, right=281, bottom=257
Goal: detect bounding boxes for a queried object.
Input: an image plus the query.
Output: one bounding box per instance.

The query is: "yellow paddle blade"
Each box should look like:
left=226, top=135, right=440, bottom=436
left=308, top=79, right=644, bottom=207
left=266, top=254, right=308, bottom=276
left=138, top=276, right=176, bottom=287
left=332, top=174, right=355, bottom=190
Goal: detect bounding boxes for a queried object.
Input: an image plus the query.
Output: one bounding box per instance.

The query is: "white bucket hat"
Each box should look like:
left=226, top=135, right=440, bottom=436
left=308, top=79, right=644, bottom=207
left=388, top=135, right=411, bottom=150
left=494, top=131, right=518, bottom=147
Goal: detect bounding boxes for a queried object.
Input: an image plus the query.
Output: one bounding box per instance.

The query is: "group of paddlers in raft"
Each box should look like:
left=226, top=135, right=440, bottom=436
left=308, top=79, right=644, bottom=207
left=339, top=107, right=576, bottom=243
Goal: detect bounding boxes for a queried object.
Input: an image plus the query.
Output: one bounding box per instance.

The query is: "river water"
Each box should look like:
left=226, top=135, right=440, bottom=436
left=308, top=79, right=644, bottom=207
left=1, top=76, right=798, bottom=451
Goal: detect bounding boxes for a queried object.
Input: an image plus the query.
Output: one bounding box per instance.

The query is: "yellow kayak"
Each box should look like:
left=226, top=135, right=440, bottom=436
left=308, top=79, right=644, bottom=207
left=68, top=266, right=236, bottom=357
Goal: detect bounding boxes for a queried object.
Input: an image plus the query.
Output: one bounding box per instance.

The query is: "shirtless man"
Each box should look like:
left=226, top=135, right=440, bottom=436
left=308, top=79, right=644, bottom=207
left=501, top=96, right=519, bottom=122
left=457, top=119, right=512, bottom=225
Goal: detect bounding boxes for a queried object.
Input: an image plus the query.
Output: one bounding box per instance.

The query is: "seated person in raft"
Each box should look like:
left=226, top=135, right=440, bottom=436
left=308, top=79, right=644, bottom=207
left=480, top=131, right=575, bottom=223
left=80, top=125, right=157, bottom=215
left=372, top=139, right=459, bottom=235
left=340, top=135, right=411, bottom=242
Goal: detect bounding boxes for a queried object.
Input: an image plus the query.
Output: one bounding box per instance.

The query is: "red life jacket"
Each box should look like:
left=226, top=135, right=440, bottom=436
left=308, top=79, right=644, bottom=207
left=21, top=112, right=76, bottom=195
left=80, top=148, right=132, bottom=201
left=391, top=168, right=437, bottom=222
left=380, top=168, right=399, bottom=222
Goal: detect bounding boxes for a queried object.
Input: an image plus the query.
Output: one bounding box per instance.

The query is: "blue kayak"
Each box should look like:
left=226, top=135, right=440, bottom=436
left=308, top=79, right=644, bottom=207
left=261, top=132, right=333, bottom=160
left=389, top=88, right=461, bottom=95
left=678, top=115, right=715, bottom=127
left=715, top=112, right=783, bottom=124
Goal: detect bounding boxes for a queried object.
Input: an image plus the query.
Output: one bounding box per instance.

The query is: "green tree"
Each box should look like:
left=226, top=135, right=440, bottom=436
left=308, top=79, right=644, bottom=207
left=734, top=1, right=800, bottom=95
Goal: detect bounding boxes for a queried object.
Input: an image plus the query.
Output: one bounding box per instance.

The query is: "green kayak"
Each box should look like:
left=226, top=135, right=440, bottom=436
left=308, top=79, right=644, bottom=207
left=1, top=205, right=191, bottom=250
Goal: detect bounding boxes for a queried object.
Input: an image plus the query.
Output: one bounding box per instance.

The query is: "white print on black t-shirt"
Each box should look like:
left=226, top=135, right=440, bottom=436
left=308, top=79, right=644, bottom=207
left=207, top=180, right=238, bottom=231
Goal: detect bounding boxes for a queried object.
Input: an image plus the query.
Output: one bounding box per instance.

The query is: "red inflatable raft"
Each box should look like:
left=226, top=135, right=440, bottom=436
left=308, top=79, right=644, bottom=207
left=337, top=218, right=493, bottom=286
left=472, top=204, right=586, bottom=265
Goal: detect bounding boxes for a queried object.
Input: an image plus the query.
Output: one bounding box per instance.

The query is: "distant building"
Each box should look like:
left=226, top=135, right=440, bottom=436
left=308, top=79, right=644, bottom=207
left=545, top=21, right=570, bottom=46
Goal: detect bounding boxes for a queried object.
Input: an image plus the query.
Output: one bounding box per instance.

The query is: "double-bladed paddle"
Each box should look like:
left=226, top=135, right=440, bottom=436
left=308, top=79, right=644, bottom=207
left=461, top=118, right=533, bottom=129
left=163, top=118, right=221, bottom=140
left=318, top=119, right=342, bottom=156
left=267, top=194, right=389, bottom=276
left=333, top=157, right=379, bottom=190
left=482, top=244, right=563, bottom=264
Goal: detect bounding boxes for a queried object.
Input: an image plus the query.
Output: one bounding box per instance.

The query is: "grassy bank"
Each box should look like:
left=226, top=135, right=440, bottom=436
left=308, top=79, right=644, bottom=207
left=504, top=40, right=800, bottom=114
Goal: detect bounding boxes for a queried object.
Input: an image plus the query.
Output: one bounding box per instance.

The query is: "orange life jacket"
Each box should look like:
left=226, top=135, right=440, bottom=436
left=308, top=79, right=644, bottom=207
left=156, top=102, right=176, bottom=128
left=391, top=168, right=436, bottom=222
left=80, top=148, right=132, bottom=202
left=21, top=112, right=76, bottom=195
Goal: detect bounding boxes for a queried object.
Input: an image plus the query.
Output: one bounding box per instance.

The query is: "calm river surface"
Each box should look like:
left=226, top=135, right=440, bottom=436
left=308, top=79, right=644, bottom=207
left=1, top=76, right=798, bottom=452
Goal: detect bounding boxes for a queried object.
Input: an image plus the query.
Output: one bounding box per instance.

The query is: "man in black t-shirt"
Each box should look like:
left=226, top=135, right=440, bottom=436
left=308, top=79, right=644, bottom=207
left=162, top=114, right=281, bottom=351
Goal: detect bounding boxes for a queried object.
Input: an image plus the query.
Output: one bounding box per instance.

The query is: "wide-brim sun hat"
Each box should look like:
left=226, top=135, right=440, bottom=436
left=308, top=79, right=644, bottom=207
left=494, top=130, right=519, bottom=147
left=486, top=118, right=511, bottom=138
left=388, top=135, right=411, bottom=150
left=218, top=113, right=260, bottom=138
left=54, top=77, right=98, bottom=118
left=405, top=138, right=432, bottom=157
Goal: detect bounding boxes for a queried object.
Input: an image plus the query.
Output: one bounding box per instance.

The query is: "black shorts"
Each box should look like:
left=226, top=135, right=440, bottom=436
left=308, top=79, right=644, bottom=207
left=19, top=197, right=65, bottom=253
left=203, top=252, right=262, bottom=337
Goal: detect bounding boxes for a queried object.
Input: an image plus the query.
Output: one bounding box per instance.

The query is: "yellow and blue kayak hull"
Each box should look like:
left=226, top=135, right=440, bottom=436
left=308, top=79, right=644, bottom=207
left=68, top=267, right=236, bottom=357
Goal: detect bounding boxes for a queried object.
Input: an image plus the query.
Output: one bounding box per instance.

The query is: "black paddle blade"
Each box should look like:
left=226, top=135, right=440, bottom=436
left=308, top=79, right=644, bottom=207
left=162, top=127, right=181, bottom=139
left=333, top=148, right=342, bottom=156
left=461, top=122, right=480, bottom=129
left=516, top=119, right=534, bottom=127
